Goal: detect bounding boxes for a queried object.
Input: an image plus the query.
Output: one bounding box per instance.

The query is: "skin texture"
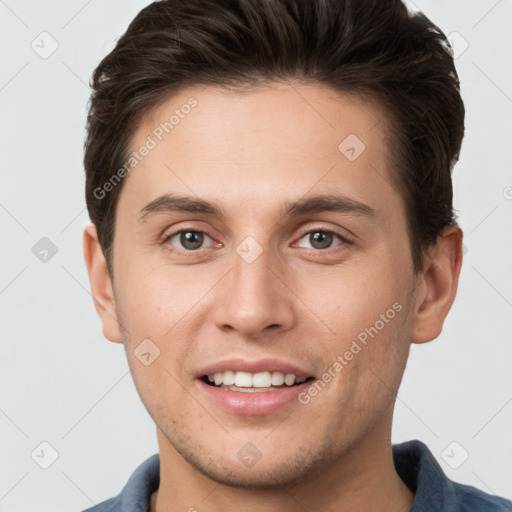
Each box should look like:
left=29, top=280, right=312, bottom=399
left=84, top=82, right=463, bottom=512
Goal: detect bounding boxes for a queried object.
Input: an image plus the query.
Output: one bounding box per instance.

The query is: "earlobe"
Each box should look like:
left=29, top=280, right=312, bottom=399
left=410, top=225, right=463, bottom=344
left=83, top=223, right=124, bottom=344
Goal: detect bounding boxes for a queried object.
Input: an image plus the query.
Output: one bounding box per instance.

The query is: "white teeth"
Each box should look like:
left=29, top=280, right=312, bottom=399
left=222, top=370, right=236, bottom=385
left=234, top=371, right=253, bottom=387
left=271, top=372, right=284, bottom=386
left=206, top=370, right=307, bottom=388
left=284, top=373, right=296, bottom=386
left=252, top=371, right=272, bottom=387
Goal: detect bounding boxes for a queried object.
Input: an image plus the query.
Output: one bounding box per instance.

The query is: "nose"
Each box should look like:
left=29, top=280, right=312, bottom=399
left=213, top=243, right=296, bottom=340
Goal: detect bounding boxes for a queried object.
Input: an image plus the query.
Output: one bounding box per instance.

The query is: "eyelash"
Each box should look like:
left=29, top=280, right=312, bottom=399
left=162, top=226, right=353, bottom=255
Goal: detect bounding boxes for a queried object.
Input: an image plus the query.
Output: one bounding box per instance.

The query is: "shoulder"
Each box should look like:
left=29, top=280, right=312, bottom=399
left=452, top=481, right=512, bottom=512
left=393, top=439, right=512, bottom=512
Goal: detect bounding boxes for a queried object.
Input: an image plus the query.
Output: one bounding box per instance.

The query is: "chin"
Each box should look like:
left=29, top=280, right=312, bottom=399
left=168, top=430, right=332, bottom=490
left=190, top=457, right=317, bottom=490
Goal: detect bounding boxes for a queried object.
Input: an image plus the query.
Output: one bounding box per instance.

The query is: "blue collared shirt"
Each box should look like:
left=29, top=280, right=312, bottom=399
left=82, top=439, right=512, bottom=511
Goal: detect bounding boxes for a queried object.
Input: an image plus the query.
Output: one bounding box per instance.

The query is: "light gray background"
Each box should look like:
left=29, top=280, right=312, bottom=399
left=0, top=1, right=511, bottom=510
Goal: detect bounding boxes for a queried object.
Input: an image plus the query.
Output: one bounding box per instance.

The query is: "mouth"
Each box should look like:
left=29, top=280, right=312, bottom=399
left=200, top=371, right=315, bottom=392
left=195, top=359, right=317, bottom=415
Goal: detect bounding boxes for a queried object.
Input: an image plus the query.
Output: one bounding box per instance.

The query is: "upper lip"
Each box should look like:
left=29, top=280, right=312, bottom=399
left=196, top=357, right=315, bottom=379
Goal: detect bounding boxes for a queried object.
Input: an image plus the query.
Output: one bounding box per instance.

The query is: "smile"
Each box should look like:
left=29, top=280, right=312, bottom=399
left=203, top=370, right=313, bottom=391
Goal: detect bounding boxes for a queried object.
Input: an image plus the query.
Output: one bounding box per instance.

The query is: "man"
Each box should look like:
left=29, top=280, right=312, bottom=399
left=81, top=0, right=512, bottom=510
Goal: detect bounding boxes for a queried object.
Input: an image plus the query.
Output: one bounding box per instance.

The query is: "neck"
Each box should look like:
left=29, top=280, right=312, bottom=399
left=150, top=423, right=414, bottom=512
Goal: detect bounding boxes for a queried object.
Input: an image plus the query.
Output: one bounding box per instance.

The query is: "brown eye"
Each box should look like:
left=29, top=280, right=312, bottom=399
left=166, top=230, right=210, bottom=251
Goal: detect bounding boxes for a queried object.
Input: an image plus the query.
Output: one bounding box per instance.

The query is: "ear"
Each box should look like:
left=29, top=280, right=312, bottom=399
left=83, top=223, right=123, bottom=344
left=410, top=224, right=463, bottom=344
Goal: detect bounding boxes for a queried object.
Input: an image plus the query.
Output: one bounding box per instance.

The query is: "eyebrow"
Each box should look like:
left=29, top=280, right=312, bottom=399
left=138, top=193, right=377, bottom=222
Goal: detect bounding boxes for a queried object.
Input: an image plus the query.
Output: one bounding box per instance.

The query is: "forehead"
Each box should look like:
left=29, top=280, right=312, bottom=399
left=120, top=81, right=401, bottom=224
left=140, top=81, right=390, bottom=162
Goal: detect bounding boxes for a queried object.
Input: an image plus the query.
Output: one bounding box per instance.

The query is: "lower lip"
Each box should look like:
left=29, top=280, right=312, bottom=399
left=197, top=378, right=314, bottom=415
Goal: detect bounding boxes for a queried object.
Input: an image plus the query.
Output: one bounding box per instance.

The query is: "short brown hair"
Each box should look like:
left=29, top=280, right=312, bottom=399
left=84, top=0, right=465, bottom=275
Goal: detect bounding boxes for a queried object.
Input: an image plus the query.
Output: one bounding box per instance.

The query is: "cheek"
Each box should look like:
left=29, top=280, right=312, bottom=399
left=126, top=354, right=189, bottom=432
left=114, top=258, right=210, bottom=336
left=292, top=258, right=403, bottom=342
left=113, top=262, right=218, bottom=388
left=295, top=258, right=411, bottom=393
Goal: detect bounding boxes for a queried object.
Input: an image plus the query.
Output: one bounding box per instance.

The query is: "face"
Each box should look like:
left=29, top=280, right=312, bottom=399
left=102, top=82, right=423, bottom=487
